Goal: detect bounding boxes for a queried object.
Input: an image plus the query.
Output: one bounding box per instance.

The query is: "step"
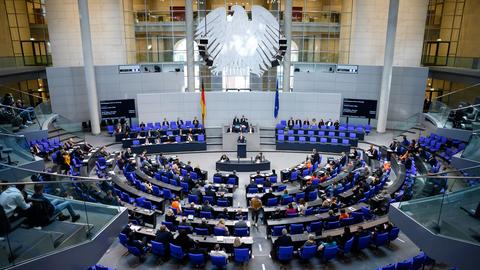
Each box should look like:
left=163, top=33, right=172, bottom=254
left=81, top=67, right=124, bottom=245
left=47, top=127, right=62, bottom=134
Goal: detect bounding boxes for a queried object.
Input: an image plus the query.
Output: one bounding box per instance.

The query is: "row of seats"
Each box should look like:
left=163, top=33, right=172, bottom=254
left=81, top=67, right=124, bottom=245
left=278, top=129, right=361, bottom=138
left=131, top=133, right=206, bottom=145
left=419, top=133, right=465, bottom=161
left=119, top=234, right=251, bottom=266
left=276, top=120, right=369, bottom=133
left=124, top=172, right=177, bottom=200
left=108, top=120, right=204, bottom=134
left=30, top=137, right=62, bottom=154
left=114, top=188, right=157, bottom=211
left=278, top=135, right=352, bottom=145
left=377, top=251, right=430, bottom=270
left=161, top=221, right=250, bottom=237
left=187, top=194, right=231, bottom=207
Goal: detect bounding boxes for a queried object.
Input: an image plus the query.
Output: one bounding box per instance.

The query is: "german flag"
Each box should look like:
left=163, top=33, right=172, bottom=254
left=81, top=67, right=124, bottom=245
left=201, top=80, right=206, bottom=125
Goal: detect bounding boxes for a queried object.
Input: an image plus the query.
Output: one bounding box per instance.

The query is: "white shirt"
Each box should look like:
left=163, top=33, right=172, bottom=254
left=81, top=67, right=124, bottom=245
left=209, top=250, right=228, bottom=258
left=0, top=187, right=30, bottom=218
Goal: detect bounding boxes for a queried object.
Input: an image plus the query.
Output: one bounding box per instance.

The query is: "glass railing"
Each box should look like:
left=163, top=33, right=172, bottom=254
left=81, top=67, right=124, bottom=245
left=393, top=113, right=422, bottom=140
left=422, top=56, right=480, bottom=70
left=461, top=132, right=480, bottom=162
left=0, top=165, right=122, bottom=269
left=33, top=100, right=53, bottom=130
left=426, top=100, right=453, bottom=128
left=53, top=115, right=86, bottom=143
left=397, top=181, right=480, bottom=246
left=0, top=133, right=35, bottom=165
left=0, top=104, right=41, bottom=133
left=0, top=56, right=51, bottom=69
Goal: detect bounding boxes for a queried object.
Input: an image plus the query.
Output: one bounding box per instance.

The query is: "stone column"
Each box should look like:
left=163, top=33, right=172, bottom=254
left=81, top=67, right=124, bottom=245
left=78, top=0, right=100, bottom=134
left=377, top=0, right=399, bottom=133
left=282, top=0, right=292, bottom=92
left=185, top=0, right=195, bottom=92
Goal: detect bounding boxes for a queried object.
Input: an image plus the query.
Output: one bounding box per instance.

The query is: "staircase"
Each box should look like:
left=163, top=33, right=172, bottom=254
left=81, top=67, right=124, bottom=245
left=47, top=117, right=85, bottom=144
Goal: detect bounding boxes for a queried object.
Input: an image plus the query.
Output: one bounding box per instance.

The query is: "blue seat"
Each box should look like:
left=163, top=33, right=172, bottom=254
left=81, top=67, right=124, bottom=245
left=340, top=217, right=354, bottom=227
left=200, top=211, right=213, bottom=219
left=217, top=198, right=229, bottom=207
left=203, top=195, right=215, bottom=204
left=118, top=233, right=128, bottom=247
left=307, top=221, right=323, bottom=233
left=308, top=191, right=317, bottom=201
left=214, top=227, right=228, bottom=236
left=247, top=187, right=259, bottom=193
left=152, top=185, right=161, bottom=197
left=331, top=138, right=338, bottom=144
left=227, top=178, right=237, bottom=185
left=341, top=237, right=354, bottom=255
left=188, top=194, right=199, bottom=204
left=194, top=227, right=209, bottom=235
left=234, top=248, right=250, bottom=263
left=412, top=252, right=426, bottom=270
left=211, top=255, right=228, bottom=268
left=374, top=232, right=389, bottom=247
left=358, top=235, right=371, bottom=250
left=162, top=221, right=175, bottom=231
left=213, top=176, right=223, bottom=184
left=278, top=134, right=285, bottom=141
left=184, top=209, right=196, bottom=216
left=320, top=137, right=327, bottom=143
left=309, top=137, right=317, bottom=143
left=277, top=246, right=294, bottom=261
left=388, top=227, right=400, bottom=242
left=177, top=225, right=193, bottom=233
left=322, top=245, right=338, bottom=262
left=163, top=189, right=174, bottom=200
left=326, top=221, right=340, bottom=230
left=380, top=264, right=395, bottom=270
left=234, top=227, right=249, bottom=237
left=281, top=196, right=293, bottom=205
left=127, top=245, right=148, bottom=262
left=289, top=223, right=304, bottom=235
left=267, top=197, right=278, bottom=206
left=295, top=192, right=305, bottom=202
left=298, top=245, right=317, bottom=260
left=396, top=259, right=413, bottom=270
left=170, top=243, right=185, bottom=260
left=272, top=225, right=286, bottom=236
left=150, top=240, right=166, bottom=257
left=189, top=253, right=206, bottom=267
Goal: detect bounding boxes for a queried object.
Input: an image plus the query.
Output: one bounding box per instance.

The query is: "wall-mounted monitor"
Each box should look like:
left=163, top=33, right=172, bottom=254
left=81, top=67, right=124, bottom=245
left=100, top=99, right=136, bottom=119
left=342, top=98, right=377, bottom=119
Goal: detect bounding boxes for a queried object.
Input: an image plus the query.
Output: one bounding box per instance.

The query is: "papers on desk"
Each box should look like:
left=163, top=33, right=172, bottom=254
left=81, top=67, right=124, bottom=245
left=188, top=215, right=194, bottom=220
left=348, top=207, right=356, bottom=211
left=216, top=236, right=224, bottom=242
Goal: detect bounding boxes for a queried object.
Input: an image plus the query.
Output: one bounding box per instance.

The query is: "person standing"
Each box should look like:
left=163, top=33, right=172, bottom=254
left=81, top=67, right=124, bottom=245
left=249, top=195, right=262, bottom=226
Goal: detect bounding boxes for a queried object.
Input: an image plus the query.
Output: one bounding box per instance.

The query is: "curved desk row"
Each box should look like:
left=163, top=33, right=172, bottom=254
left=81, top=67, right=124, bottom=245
left=216, top=160, right=271, bottom=172
left=276, top=142, right=350, bottom=153
left=130, top=142, right=207, bottom=154
left=111, top=174, right=165, bottom=212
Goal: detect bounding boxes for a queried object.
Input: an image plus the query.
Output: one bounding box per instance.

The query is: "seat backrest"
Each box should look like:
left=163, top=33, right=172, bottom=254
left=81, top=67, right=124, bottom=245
left=299, top=245, right=317, bottom=259
left=151, top=240, right=166, bottom=256
left=211, top=255, right=228, bottom=267
left=169, top=243, right=184, bottom=258
left=278, top=246, right=293, bottom=260
left=234, top=248, right=250, bottom=263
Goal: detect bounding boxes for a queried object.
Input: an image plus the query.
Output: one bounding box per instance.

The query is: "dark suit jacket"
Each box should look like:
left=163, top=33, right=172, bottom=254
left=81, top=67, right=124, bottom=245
left=274, top=235, right=293, bottom=249
left=154, top=231, right=173, bottom=245
left=287, top=120, right=294, bottom=128
left=237, top=136, right=246, bottom=143
left=162, top=121, right=169, bottom=126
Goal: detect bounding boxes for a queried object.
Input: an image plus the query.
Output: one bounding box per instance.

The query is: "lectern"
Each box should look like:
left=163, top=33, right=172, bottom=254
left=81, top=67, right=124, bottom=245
left=237, top=142, right=247, bottom=158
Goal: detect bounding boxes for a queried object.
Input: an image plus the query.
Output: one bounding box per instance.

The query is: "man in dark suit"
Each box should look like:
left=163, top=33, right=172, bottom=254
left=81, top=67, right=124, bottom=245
left=287, top=117, right=294, bottom=129
left=311, top=148, right=320, bottom=164
left=233, top=116, right=240, bottom=126
left=192, top=117, right=200, bottom=128
left=204, top=186, right=217, bottom=201
left=325, top=119, right=333, bottom=126
left=237, top=133, right=246, bottom=143
left=228, top=170, right=239, bottom=184
left=303, top=118, right=310, bottom=126
left=176, top=117, right=184, bottom=127
left=162, top=118, right=169, bottom=127
left=294, top=118, right=302, bottom=126
left=271, top=229, right=294, bottom=258
left=261, top=189, right=276, bottom=205
left=240, top=115, right=248, bottom=126
left=154, top=225, right=173, bottom=245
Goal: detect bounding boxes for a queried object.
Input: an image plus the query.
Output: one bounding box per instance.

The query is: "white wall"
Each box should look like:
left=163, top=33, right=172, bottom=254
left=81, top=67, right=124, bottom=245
left=46, top=0, right=127, bottom=67
left=137, top=92, right=342, bottom=127
left=349, top=0, right=428, bottom=67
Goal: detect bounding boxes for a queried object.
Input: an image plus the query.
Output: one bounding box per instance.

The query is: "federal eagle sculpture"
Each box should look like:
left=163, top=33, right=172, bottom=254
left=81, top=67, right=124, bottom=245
left=196, top=5, right=286, bottom=77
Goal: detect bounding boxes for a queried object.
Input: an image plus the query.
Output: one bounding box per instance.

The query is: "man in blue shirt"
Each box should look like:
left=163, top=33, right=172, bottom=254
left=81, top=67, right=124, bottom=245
left=31, top=184, right=80, bottom=222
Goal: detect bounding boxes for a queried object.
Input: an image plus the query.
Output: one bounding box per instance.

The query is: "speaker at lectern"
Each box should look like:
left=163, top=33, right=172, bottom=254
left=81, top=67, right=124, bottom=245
left=237, top=134, right=247, bottom=158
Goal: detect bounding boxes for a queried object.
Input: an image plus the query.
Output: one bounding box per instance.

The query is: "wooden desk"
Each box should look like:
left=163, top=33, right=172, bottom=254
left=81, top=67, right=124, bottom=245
left=266, top=202, right=369, bottom=230
left=112, top=174, right=165, bottom=212
left=174, top=216, right=251, bottom=228
left=270, top=215, right=389, bottom=244
left=122, top=202, right=157, bottom=228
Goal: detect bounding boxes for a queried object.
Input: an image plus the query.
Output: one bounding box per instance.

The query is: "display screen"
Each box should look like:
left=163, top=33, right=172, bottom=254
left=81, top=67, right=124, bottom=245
left=342, top=98, right=378, bottom=119
left=100, top=99, right=136, bottom=119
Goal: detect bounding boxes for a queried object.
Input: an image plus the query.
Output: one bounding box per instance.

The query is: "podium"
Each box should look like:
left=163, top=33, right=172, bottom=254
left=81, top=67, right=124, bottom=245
left=237, top=143, right=247, bottom=158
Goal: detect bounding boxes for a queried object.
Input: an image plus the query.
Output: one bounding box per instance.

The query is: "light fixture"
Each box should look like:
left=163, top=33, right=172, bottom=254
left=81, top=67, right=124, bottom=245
left=436, top=38, right=442, bottom=41
left=147, top=44, right=152, bottom=50
left=29, top=37, right=35, bottom=41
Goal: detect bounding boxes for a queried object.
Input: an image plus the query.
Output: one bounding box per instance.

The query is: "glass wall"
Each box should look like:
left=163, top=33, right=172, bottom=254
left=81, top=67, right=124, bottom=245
left=124, top=0, right=352, bottom=91
left=3, top=0, right=51, bottom=67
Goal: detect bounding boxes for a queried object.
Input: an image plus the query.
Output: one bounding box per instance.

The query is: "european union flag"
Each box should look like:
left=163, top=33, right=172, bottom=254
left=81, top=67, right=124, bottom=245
left=274, top=80, right=279, bottom=118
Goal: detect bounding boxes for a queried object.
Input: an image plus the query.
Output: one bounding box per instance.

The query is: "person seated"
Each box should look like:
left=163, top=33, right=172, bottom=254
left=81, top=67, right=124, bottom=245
left=215, top=219, right=230, bottom=235
left=164, top=209, right=177, bottom=224
left=294, top=118, right=302, bottom=126
left=139, top=122, right=146, bottom=129
left=271, top=228, right=293, bottom=258
left=174, top=229, right=195, bottom=252
left=162, top=118, right=169, bottom=127
left=311, top=118, right=317, bottom=128
left=127, top=231, right=147, bottom=254
left=334, top=120, right=340, bottom=129
left=338, top=209, right=350, bottom=220
left=31, top=184, right=80, bottom=222
left=201, top=201, right=214, bottom=214
left=297, top=199, right=308, bottom=215
left=235, top=209, right=246, bottom=220
left=233, top=116, right=241, bottom=126
left=240, top=115, right=248, bottom=127
left=301, top=234, right=317, bottom=250
left=303, top=118, right=310, bottom=126
left=325, top=119, right=333, bottom=126
left=0, top=184, right=31, bottom=221
left=176, top=117, right=184, bottom=127
left=204, top=185, right=217, bottom=201
left=285, top=203, right=297, bottom=216
left=254, top=152, right=264, bottom=163
left=324, top=209, right=338, bottom=223
left=192, top=116, right=200, bottom=128
left=191, top=185, right=203, bottom=200
left=209, top=244, right=228, bottom=259
left=337, top=226, right=353, bottom=247
left=318, top=119, right=325, bottom=127
left=196, top=218, right=210, bottom=230
left=401, top=135, right=410, bottom=147
left=186, top=133, right=194, bottom=142
left=367, top=145, right=378, bottom=159
left=154, top=224, right=173, bottom=246
left=171, top=197, right=182, bottom=214
left=233, top=237, right=248, bottom=249
left=261, top=189, right=276, bottom=205
left=237, top=132, right=246, bottom=143
left=247, top=124, right=254, bottom=133
left=219, top=154, right=230, bottom=162
left=246, top=180, right=257, bottom=191
left=217, top=208, right=229, bottom=220
left=287, top=117, right=295, bottom=129
left=263, top=177, right=272, bottom=188
left=217, top=184, right=228, bottom=194
left=228, top=170, right=239, bottom=183
left=317, top=235, right=337, bottom=254
left=234, top=216, right=248, bottom=228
